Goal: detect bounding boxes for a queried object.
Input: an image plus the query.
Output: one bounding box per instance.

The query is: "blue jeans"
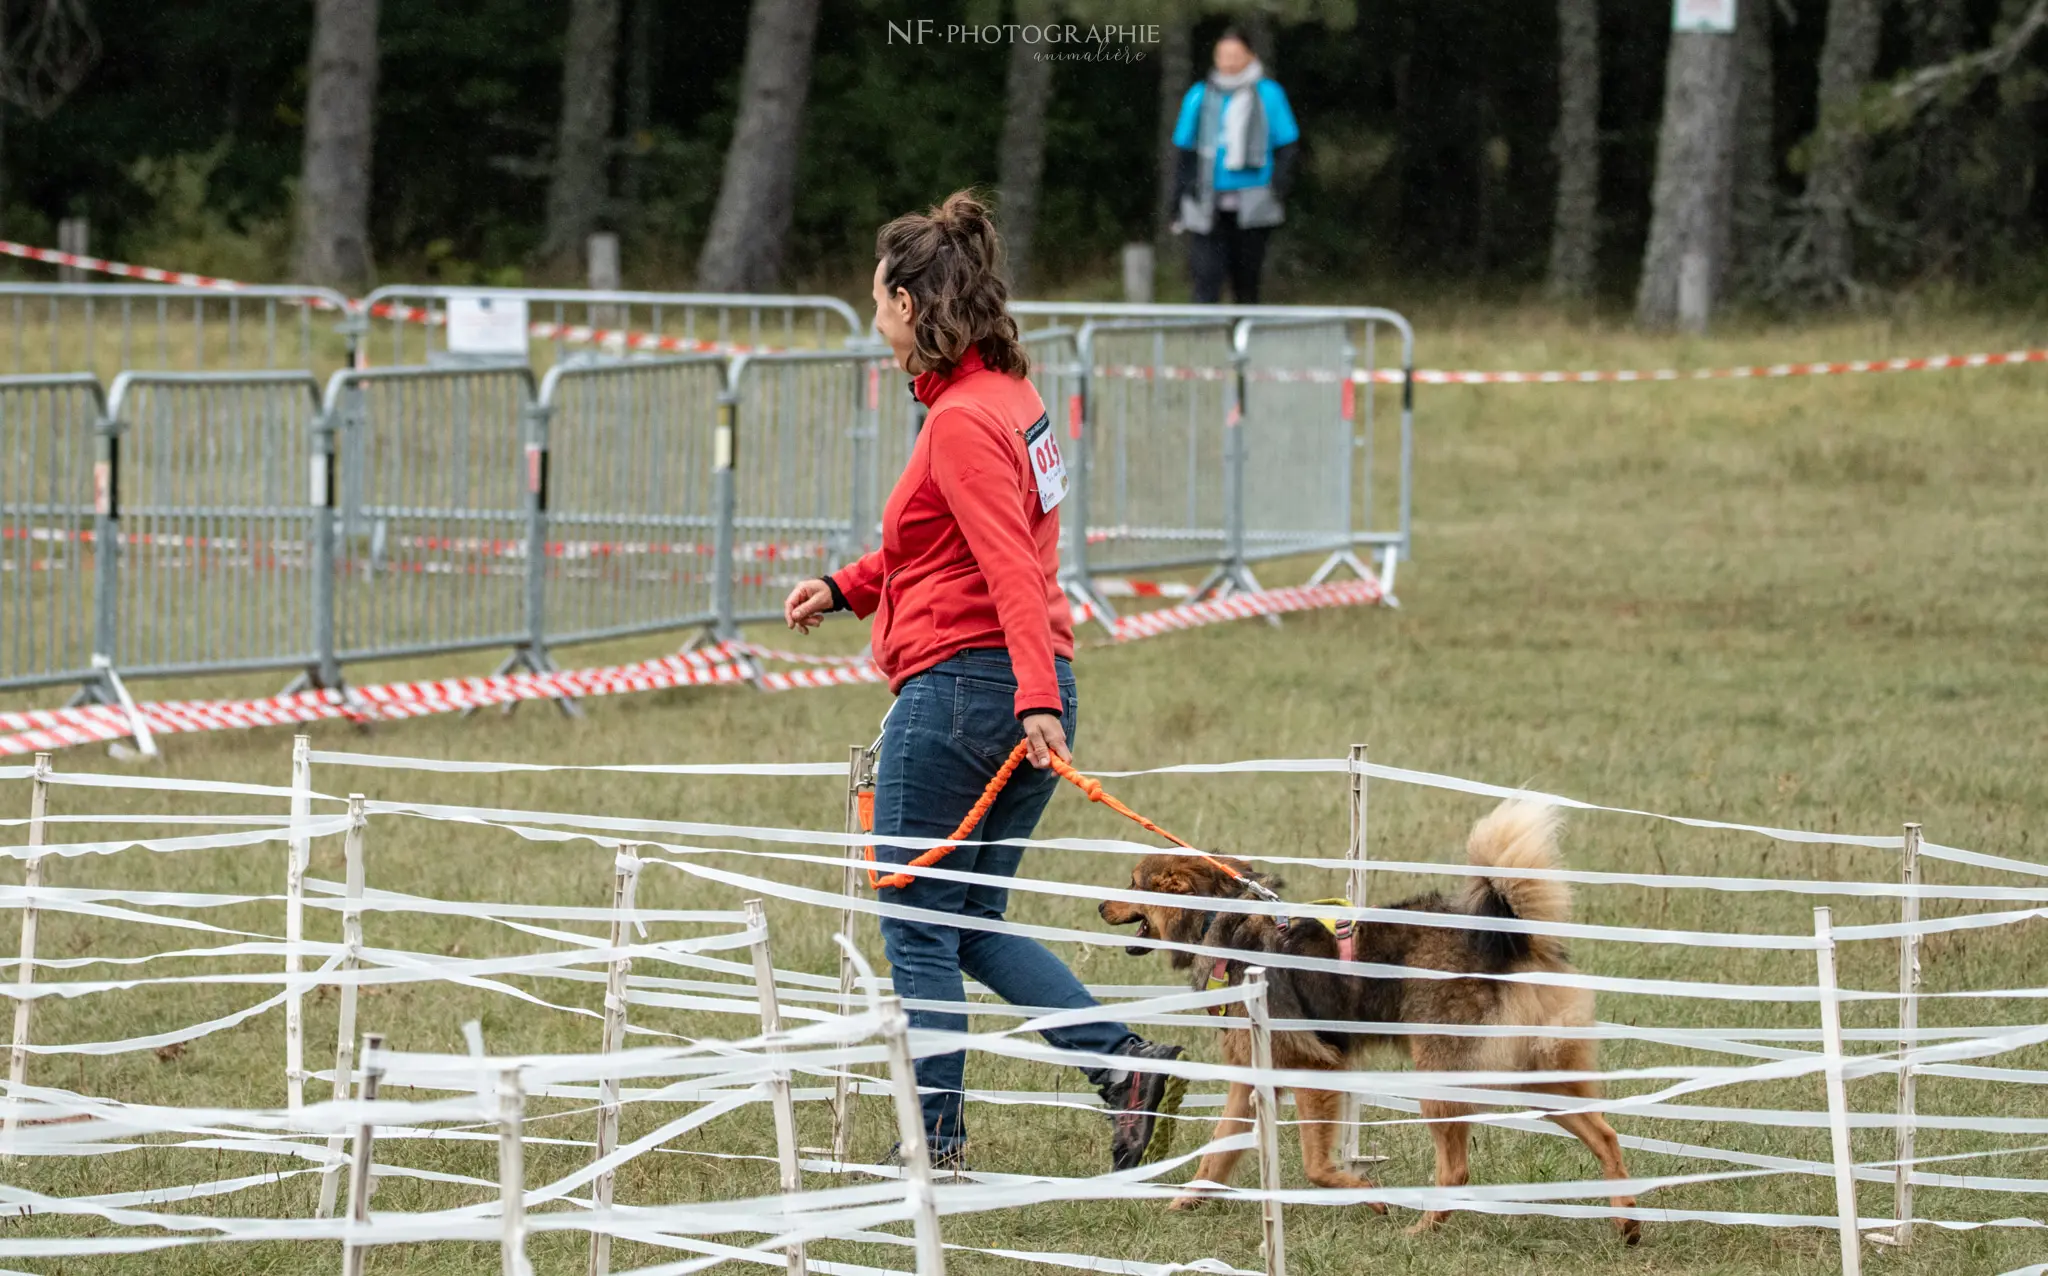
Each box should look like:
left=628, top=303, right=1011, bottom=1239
left=873, top=648, right=1135, bottom=1151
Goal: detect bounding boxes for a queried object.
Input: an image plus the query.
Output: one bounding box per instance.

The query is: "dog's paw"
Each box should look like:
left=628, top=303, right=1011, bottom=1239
left=1403, top=1211, right=1448, bottom=1237
left=1617, top=1218, right=1642, bottom=1246
left=1168, top=1192, right=1210, bottom=1213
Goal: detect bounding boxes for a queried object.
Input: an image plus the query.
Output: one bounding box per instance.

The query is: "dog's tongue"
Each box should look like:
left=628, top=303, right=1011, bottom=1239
left=1126, top=916, right=1153, bottom=956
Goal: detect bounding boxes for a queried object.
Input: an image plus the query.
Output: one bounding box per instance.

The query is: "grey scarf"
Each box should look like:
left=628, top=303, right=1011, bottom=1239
left=1200, top=59, right=1268, bottom=176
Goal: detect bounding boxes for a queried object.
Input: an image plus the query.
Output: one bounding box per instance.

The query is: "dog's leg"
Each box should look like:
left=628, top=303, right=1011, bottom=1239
left=1169, top=1081, right=1255, bottom=1211
left=1293, top=1087, right=1387, bottom=1214
left=1547, top=1107, right=1641, bottom=1245
left=1405, top=1101, right=1471, bottom=1236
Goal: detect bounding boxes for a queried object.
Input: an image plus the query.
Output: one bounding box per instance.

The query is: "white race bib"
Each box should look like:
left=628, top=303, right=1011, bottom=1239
left=1023, top=412, right=1067, bottom=513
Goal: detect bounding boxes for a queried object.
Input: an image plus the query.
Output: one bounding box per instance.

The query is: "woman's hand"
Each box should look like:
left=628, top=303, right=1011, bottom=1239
left=784, top=579, right=835, bottom=633
left=1021, top=712, right=1070, bottom=769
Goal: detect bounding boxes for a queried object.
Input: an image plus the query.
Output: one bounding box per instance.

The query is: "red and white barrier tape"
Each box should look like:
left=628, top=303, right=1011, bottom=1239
left=1094, top=578, right=1195, bottom=599
left=1099, top=351, right=2048, bottom=386
left=1374, top=349, right=2048, bottom=385
left=0, top=646, right=749, bottom=756
left=0, top=240, right=777, bottom=358
left=0, top=579, right=1386, bottom=755
left=1091, top=577, right=1383, bottom=639
left=8, top=239, right=2042, bottom=387
left=0, top=239, right=282, bottom=295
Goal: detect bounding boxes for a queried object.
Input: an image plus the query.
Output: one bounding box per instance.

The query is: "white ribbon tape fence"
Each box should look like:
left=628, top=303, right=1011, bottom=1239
left=0, top=738, right=2043, bottom=1275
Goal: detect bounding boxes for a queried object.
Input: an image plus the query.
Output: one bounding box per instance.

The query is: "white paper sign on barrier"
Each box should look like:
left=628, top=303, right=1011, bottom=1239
left=444, top=295, right=530, bottom=356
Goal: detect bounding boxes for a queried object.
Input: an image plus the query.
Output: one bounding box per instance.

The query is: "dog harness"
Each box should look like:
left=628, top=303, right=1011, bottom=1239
left=1205, top=898, right=1357, bottom=1015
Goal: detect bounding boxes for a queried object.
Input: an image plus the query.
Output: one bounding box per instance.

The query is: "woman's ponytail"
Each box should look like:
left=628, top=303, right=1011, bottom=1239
left=877, top=190, right=1029, bottom=378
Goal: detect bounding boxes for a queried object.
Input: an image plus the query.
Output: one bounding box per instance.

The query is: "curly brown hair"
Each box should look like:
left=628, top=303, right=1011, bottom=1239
left=876, top=190, right=1029, bottom=379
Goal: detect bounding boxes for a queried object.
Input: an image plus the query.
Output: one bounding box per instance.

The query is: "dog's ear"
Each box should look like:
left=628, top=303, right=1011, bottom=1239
left=1146, top=867, right=1195, bottom=896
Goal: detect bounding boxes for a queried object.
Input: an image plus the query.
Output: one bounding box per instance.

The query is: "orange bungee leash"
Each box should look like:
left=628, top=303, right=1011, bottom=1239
left=862, top=739, right=1280, bottom=903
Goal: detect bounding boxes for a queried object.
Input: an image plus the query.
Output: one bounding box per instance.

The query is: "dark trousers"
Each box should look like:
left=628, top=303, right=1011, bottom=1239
left=872, top=649, right=1134, bottom=1151
left=1189, top=208, right=1271, bottom=304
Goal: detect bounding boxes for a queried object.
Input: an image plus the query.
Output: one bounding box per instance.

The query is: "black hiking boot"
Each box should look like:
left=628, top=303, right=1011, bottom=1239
left=1097, top=1039, right=1187, bottom=1172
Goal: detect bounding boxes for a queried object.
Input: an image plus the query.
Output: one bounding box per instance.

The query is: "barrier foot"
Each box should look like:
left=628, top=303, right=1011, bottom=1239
left=1065, top=579, right=1118, bottom=637
left=278, top=664, right=352, bottom=698
left=1307, top=548, right=1380, bottom=588
left=477, top=645, right=583, bottom=720
left=90, top=657, right=158, bottom=760
left=1202, top=563, right=1281, bottom=626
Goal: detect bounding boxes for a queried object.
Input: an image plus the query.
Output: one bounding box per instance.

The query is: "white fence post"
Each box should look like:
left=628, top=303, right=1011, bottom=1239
left=1891, top=822, right=1922, bottom=1246
left=1813, top=908, right=1864, bottom=1276
left=747, top=898, right=807, bottom=1276
left=317, top=794, right=369, bottom=1217
left=588, top=232, right=622, bottom=329
left=341, top=1031, right=384, bottom=1276
left=499, top=1066, right=531, bottom=1276
left=57, top=218, right=88, bottom=284
left=831, top=743, right=875, bottom=1165
left=1338, top=743, right=1368, bottom=1165
left=1245, top=968, right=1288, bottom=1276
left=286, top=733, right=312, bottom=1112
left=1120, top=243, right=1155, bottom=304
left=878, top=994, right=945, bottom=1275
left=4, top=752, right=52, bottom=1151
left=588, top=846, right=641, bottom=1276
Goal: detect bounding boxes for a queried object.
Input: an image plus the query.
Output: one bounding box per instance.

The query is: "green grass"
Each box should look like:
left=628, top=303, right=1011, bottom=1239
left=3, top=308, right=2047, bottom=1275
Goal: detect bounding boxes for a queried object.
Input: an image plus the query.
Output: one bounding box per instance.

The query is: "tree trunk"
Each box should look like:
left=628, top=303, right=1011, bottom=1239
left=1545, top=0, right=1600, bottom=300
left=695, top=0, right=824, bottom=293
left=1988, top=0, right=2042, bottom=244
left=997, top=0, right=1054, bottom=296
left=1635, top=30, right=1740, bottom=330
left=293, top=0, right=381, bottom=291
left=1728, top=0, right=1775, bottom=295
left=540, top=0, right=622, bottom=272
left=1909, top=0, right=1972, bottom=272
left=1154, top=12, right=1192, bottom=270
left=1797, top=0, right=1884, bottom=296
left=619, top=0, right=655, bottom=212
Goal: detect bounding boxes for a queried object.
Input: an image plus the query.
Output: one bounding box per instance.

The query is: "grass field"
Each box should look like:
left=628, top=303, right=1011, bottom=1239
left=3, top=308, right=2046, bottom=1275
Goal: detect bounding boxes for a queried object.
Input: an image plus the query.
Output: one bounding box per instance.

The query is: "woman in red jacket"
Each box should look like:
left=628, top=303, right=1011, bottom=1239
left=784, top=192, right=1183, bottom=1176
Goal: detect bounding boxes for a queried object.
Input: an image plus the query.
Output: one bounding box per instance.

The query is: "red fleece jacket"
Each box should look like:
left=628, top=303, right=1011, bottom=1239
left=831, top=346, right=1074, bottom=716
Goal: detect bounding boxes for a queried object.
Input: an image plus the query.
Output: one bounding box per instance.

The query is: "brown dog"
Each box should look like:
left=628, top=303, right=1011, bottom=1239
left=1098, top=800, right=1639, bottom=1242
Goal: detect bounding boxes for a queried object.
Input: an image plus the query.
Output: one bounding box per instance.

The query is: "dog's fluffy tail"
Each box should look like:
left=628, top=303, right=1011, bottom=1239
left=1462, top=800, right=1570, bottom=939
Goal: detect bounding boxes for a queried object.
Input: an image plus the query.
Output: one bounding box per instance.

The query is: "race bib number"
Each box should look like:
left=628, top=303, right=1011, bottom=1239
left=1023, top=412, right=1067, bottom=513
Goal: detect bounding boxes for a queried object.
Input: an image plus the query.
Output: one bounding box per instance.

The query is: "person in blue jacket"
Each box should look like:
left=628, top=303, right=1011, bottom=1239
left=1172, top=27, right=1300, bottom=304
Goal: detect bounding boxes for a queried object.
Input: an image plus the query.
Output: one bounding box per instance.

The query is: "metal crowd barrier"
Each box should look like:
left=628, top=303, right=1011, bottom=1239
left=0, top=283, right=359, bottom=379
left=0, top=293, right=1412, bottom=701
left=532, top=357, right=726, bottom=652
left=327, top=366, right=535, bottom=673
left=0, top=374, right=106, bottom=692
left=1068, top=319, right=1239, bottom=601
left=103, top=371, right=326, bottom=682
left=356, top=285, right=866, bottom=368
left=723, top=352, right=871, bottom=627
left=1035, top=303, right=1414, bottom=625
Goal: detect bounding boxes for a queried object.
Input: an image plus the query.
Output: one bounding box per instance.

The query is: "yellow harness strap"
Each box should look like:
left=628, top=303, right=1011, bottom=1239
left=1205, top=898, right=1357, bottom=1015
